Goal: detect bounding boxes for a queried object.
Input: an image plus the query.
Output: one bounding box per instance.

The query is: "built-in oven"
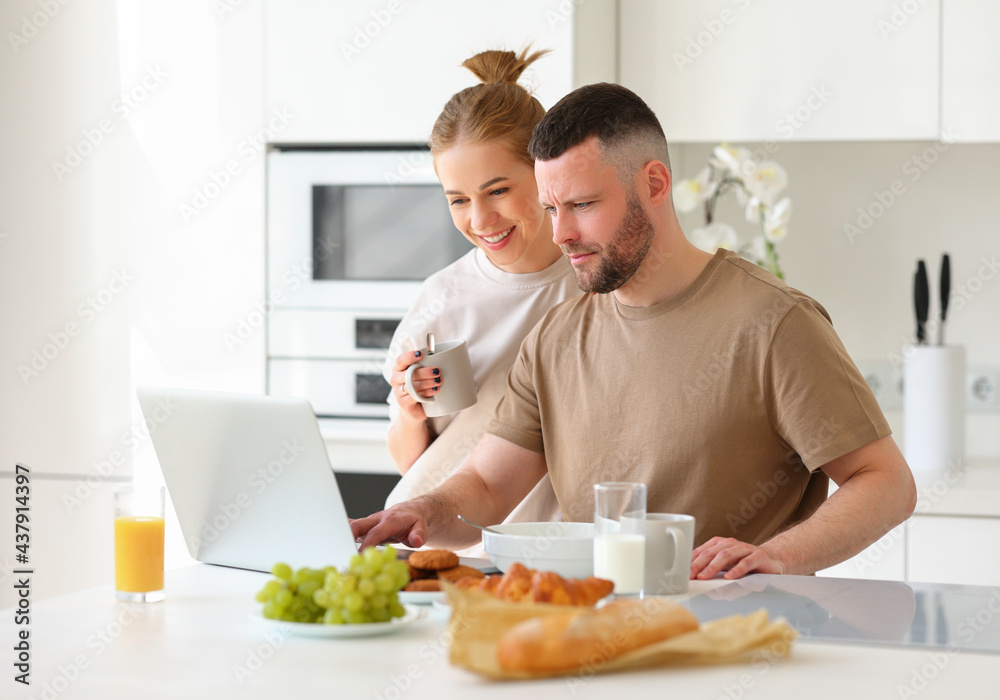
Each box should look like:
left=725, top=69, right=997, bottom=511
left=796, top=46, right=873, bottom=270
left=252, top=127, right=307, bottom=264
left=265, top=146, right=472, bottom=491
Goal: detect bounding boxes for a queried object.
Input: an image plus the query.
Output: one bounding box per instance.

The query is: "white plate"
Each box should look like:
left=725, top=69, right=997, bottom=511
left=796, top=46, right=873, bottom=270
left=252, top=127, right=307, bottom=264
left=398, top=590, right=444, bottom=606
left=250, top=605, right=427, bottom=638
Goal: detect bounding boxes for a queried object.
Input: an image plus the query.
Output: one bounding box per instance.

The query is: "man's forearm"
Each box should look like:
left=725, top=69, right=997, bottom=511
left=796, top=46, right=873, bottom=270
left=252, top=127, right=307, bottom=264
left=416, top=467, right=506, bottom=550
left=762, top=464, right=916, bottom=575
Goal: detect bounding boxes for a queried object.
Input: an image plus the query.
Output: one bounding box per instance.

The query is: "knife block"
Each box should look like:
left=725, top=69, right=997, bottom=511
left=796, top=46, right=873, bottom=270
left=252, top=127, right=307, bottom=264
left=903, top=345, right=966, bottom=473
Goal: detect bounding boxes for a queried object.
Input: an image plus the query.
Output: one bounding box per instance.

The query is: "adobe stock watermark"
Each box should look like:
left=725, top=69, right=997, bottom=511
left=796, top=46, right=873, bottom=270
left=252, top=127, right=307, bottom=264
left=844, top=127, right=959, bottom=243
left=726, top=462, right=814, bottom=535
left=51, top=65, right=168, bottom=182
left=16, top=268, right=133, bottom=385
left=212, top=0, right=248, bottom=20
left=895, top=588, right=1000, bottom=698
left=885, top=256, right=1000, bottom=369
left=680, top=296, right=790, bottom=401
left=222, top=255, right=312, bottom=352
left=62, top=395, right=180, bottom=515
left=878, top=0, right=932, bottom=40
left=176, top=106, right=294, bottom=225
left=7, top=0, right=70, bottom=53
left=373, top=609, right=478, bottom=700
left=672, top=0, right=753, bottom=73
left=185, top=438, right=305, bottom=553
left=544, top=0, right=586, bottom=29
left=384, top=149, right=433, bottom=186
left=26, top=603, right=142, bottom=700
left=774, top=84, right=832, bottom=138
left=0, top=556, right=14, bottom=588
left=715, top=627, right=797, bottom=700
left=385, top=283, right=462, bottom=362
left=853, top=460, right=963, bottom=575
left=232, top=625, right=291, bottom=685
left=340, top=0, right=403, bottom=63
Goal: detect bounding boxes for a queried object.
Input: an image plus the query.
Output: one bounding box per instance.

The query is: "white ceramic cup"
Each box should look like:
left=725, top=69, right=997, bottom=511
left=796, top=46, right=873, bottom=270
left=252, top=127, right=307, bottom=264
left=622, top=512, right=695, bottom=596
left=402, top=339, right=477, bottom=418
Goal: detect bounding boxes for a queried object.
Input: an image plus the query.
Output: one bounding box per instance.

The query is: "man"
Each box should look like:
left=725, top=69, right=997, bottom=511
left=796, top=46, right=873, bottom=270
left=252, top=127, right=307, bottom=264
left=353, top=83, right=916, bottom=579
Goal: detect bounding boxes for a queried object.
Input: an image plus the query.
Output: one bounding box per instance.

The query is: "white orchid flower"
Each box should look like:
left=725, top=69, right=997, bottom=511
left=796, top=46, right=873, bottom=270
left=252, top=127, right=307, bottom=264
left=709, top=144, right=754, bottom=177
left=681, top=144, right=791, bottom=279
left=690, top=222, right=738, bottom=254
left=764, top=197, right=792, bottom=243
left=744, top=161, right=788, bottom=206
left=673, top=167, right=715, bottom=213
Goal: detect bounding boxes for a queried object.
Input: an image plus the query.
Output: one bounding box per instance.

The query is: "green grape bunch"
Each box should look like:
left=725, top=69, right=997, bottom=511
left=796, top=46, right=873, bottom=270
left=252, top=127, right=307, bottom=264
left=255, top=545, right=410, bottom=624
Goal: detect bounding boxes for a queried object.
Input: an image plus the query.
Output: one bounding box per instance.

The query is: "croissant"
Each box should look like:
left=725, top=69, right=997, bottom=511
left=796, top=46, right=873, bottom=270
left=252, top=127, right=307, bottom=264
left=495, top=562, right=534, bottom=602
left=450, top=562, right=613, bottom=606
left=531, top=570, right=614, bottom=606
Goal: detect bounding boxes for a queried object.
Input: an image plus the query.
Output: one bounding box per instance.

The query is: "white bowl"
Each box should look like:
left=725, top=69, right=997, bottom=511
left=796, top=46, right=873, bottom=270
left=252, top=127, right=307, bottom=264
left=481, top=522, right=594, bottom=579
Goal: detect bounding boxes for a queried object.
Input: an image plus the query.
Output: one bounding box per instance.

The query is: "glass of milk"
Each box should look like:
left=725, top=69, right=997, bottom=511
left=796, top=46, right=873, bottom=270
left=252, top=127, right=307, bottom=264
left=593, top=482, right=646, bottom=596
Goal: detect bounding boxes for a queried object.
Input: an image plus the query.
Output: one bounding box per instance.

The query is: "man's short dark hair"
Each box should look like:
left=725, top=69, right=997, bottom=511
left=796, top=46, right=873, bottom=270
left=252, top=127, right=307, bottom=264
left=528, top=82, right=671, bottom=180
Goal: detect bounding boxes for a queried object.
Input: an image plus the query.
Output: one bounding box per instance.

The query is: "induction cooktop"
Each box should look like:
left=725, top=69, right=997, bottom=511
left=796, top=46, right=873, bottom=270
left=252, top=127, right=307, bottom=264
left=685, top=574, right=1000, bottom=654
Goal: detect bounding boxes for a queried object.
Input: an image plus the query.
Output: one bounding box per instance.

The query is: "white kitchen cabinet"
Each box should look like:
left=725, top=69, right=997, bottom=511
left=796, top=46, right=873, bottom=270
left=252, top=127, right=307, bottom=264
left=620, top=0, right=940, bottom=142
left=907, top=515, right=1000, bottom=586
left=817, top=524, right=907, bottom=581
left=941, top=0, right=1000, bottom=142
left=265, top=0, right=616, bottom=144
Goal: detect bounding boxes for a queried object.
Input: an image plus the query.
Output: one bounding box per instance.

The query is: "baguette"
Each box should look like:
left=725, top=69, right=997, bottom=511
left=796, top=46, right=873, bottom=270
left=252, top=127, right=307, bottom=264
left=497, top=598, right=699, bottom=673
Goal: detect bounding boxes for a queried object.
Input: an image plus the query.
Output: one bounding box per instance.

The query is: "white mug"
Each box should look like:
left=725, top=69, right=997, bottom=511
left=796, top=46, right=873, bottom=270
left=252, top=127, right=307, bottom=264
left=403, top=339, right=477, bottom=418
left=622, top=512, right=695, bottom=596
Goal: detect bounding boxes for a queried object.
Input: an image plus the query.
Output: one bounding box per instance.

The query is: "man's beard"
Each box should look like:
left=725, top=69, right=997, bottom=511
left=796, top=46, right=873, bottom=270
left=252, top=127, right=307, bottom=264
left=564, top=190, right=655, bottom=295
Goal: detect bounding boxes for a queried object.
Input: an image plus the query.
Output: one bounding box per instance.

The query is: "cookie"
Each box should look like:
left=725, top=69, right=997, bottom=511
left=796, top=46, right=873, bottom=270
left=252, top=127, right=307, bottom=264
left=408, top=549, right=459, bottom=571
left=437, top=564, right=486, bottom=583
left=403, top=579, right=441, bottom=592
left=407, top=564, right=436, bottom=581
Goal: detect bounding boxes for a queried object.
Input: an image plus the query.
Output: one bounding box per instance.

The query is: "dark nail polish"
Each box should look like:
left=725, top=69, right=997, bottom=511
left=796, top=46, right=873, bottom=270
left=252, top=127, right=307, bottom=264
left=415, top=350, right=422, bottom=358
left=432, top=368, right=440, bottom=376
left=434, top=377, right=441, bottom=384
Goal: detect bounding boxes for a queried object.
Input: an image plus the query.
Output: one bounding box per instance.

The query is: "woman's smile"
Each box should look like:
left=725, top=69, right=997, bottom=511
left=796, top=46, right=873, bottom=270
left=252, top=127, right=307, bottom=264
left=479, top=225, right=514, bottom=247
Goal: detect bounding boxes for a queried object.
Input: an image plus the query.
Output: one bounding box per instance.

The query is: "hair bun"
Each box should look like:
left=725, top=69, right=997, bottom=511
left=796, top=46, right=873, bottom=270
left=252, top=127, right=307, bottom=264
left=462, top=47, right=549, bottom=86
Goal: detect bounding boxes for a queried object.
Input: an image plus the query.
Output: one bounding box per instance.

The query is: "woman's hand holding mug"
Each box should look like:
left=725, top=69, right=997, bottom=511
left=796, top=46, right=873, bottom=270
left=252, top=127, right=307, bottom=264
left=392, top=339, right=477, bottom=419
left=391, top=349, right=441, bottom=423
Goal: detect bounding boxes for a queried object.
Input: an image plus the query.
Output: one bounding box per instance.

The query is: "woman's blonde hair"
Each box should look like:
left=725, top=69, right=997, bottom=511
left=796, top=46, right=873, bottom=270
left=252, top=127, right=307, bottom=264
left=430, top=48, right=549, bottom=167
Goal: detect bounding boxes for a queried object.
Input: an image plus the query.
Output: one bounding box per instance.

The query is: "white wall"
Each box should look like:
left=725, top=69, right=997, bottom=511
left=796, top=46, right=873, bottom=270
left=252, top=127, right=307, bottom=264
left=0, top=0, right=266, bottom=606
left=673, top=141, right=1000, bottom=459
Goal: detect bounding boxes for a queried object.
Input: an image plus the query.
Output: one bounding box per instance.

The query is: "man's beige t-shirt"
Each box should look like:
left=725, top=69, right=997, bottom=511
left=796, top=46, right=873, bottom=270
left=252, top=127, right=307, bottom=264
left=487, top=250, right=891, bottom=547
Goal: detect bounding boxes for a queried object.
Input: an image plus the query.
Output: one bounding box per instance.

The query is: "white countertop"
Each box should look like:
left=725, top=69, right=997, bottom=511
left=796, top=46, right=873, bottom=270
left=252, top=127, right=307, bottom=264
left=3, top=565, right=998, bottom=700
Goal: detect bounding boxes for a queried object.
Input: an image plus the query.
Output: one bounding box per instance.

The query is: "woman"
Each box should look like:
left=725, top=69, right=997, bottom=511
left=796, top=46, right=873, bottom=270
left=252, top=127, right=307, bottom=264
left=382, top=48, right=581, bottom=534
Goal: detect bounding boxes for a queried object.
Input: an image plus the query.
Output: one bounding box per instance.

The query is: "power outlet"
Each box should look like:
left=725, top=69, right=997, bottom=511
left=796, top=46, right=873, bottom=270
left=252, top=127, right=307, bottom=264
left=857, top=361, right=904, bottom=411
left=857, top=361, right=1000, bottom=413
left=968, top=367, right=1000, bottom=412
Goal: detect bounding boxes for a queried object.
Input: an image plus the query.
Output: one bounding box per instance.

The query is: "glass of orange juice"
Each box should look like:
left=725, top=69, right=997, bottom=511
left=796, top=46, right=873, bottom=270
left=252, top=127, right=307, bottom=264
left=114, top=485, right=165, bottom=602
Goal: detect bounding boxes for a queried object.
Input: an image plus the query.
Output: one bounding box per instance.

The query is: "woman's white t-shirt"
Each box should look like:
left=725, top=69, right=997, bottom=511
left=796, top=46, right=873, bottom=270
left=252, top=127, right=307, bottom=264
left=382, top=248, right=582, bottom=543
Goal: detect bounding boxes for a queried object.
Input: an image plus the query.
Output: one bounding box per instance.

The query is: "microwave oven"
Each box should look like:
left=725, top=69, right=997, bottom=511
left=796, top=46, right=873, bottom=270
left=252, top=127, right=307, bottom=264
left=265, top=147, right=472, bottom=423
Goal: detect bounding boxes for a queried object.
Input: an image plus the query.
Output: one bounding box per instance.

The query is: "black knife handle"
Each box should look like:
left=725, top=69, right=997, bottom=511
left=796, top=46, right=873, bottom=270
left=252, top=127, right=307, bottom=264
left=940, top=253, right=951, bottom=322
left=914, top=260, right=929, bottom=344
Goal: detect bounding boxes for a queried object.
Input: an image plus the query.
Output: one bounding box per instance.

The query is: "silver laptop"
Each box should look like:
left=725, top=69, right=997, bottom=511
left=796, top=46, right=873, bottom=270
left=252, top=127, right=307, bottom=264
left=136, top=386, right=359, bottom=572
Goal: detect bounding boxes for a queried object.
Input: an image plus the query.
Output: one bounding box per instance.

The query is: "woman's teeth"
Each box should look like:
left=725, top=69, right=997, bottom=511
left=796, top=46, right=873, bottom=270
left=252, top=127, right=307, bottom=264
left=483, top=227, right=513, bottom=244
